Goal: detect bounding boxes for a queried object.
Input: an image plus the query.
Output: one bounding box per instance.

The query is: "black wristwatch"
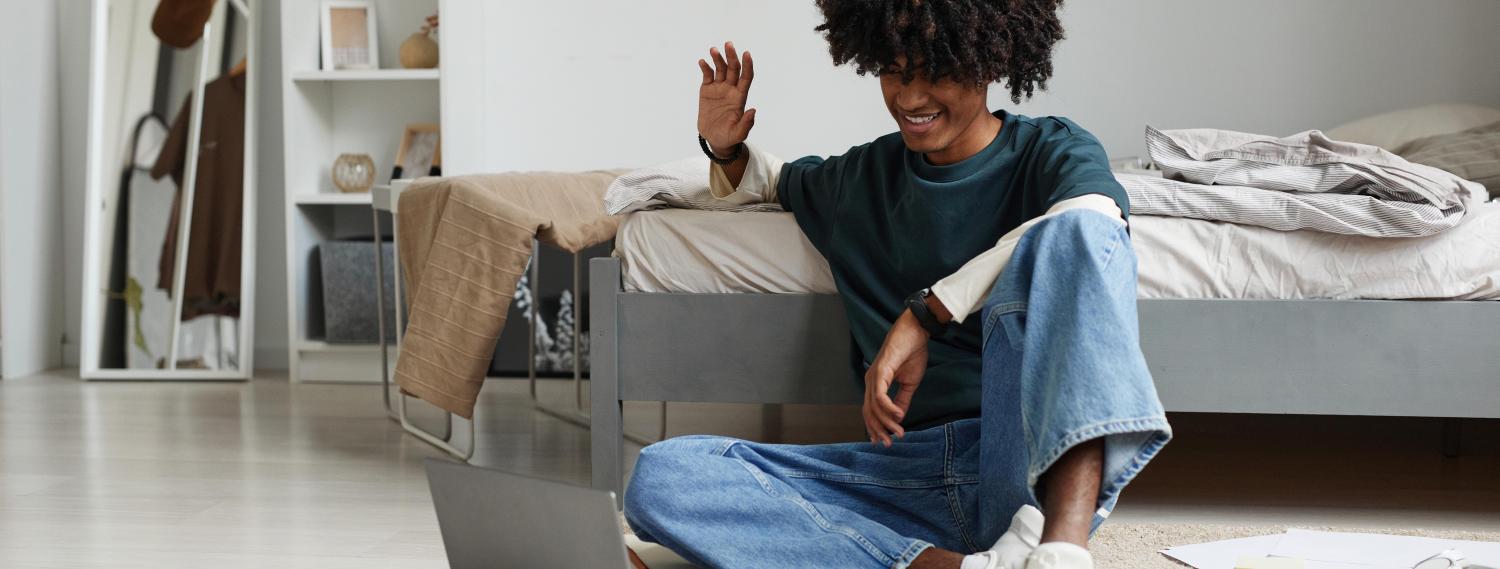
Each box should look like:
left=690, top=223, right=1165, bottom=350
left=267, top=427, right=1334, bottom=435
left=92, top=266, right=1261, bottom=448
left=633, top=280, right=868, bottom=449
left=905, top=288, right=947, bottom=337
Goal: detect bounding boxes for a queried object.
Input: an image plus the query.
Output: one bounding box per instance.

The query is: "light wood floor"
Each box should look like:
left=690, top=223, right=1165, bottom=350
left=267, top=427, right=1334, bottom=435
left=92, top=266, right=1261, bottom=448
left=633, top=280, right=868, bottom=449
left=0, top=370, right=1496, bottom=567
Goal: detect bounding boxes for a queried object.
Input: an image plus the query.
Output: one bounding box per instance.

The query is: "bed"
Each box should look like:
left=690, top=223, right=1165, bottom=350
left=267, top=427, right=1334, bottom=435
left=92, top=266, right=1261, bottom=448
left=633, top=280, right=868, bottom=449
left=589, top=204, right=1500, bottom=496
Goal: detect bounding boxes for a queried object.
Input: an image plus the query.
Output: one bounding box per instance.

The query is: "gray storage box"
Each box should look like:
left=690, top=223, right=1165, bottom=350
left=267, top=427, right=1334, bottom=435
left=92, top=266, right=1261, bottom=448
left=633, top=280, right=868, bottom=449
left=319, top=239, right=397, bottom=344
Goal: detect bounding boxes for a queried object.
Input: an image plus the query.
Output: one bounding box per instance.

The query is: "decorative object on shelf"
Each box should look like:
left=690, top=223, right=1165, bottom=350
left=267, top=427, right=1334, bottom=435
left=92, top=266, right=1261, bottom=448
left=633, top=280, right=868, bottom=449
left=392, top=123, right=442, bottom=181
left=320, top=0, right=379, bottom=71
left=331, top=153, right=377, bottom=193
left=399, top=11, right=439, bottom=69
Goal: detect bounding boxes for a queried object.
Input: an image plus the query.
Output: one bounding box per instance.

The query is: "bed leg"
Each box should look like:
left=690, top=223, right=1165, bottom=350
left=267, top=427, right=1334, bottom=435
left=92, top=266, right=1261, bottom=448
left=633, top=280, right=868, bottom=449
left=590, top=257, right=625, bottom=504
left=1441, top=418, right=1462, bottom=458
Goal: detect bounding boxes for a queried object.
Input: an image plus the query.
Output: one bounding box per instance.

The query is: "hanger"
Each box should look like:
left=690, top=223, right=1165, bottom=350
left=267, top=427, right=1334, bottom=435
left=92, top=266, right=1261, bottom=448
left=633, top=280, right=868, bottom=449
left=229, top=57, right=247, bottom=77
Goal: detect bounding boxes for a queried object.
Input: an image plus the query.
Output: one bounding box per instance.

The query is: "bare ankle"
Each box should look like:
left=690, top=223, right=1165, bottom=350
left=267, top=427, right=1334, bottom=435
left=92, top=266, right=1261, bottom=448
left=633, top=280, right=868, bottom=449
left=1036, top=438, right=1104, bottom=549
left=1038, top=532, right=1088, bottom=549
left=910, top=546, right=967, bottom=569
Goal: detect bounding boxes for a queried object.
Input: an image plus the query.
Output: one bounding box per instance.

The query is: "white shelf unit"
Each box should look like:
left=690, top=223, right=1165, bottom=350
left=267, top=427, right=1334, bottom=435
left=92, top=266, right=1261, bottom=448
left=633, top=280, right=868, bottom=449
left=281, top=0, right=440, bottom=383
left=293, top=192, right=373, bottom=206
left=290, top=68, right=439, bottom=82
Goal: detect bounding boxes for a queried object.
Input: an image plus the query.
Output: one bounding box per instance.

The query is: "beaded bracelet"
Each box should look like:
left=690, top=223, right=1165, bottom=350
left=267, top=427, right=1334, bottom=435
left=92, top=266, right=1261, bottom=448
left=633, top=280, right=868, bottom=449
left=698, top=135, right=744, bottom=165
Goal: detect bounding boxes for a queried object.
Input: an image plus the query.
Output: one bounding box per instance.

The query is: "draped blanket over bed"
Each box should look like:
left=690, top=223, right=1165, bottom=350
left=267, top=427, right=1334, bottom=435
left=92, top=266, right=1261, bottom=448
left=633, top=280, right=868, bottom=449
left=394, top=171, right=623, bottom=418
left=1120, top=126, right=1486, bottom=237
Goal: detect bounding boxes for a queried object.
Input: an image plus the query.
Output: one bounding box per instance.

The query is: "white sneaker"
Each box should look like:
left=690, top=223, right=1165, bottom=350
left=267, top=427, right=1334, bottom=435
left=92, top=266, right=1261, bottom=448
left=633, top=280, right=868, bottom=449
left=1024, top=542, right=1093, bottom=569
left=963, top=505, right=1046, bottom=569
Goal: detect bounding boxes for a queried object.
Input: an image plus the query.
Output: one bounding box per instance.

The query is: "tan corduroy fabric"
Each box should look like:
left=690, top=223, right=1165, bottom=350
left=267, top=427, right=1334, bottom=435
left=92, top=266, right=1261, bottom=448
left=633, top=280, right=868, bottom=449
left=395, top=171, right=626, bottom=418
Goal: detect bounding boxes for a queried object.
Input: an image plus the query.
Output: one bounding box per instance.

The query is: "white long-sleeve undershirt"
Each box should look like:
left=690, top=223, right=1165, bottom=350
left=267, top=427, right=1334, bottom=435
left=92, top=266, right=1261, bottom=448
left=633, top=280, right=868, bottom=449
left=709, top=143, right=1125, bottom=324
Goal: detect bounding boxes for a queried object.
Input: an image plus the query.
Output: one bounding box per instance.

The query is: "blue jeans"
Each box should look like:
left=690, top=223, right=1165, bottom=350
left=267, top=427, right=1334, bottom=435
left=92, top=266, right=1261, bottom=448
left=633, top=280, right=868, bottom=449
left=624, top=210, right=1172, bottom=568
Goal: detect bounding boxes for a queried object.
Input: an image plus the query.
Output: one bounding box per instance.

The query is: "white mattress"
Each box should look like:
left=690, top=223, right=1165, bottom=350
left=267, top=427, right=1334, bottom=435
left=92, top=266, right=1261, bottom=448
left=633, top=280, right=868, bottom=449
left=616, top=204, right=1500, bottom=300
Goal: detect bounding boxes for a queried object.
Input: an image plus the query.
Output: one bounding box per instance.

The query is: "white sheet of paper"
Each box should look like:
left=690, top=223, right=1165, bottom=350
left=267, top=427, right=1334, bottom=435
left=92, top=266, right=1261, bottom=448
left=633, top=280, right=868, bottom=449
left=1161, top=533, right=1285, bottom=569
left=624, top=534, right=698, bottom=569
left=1272, top=529, right=1500, bottom=568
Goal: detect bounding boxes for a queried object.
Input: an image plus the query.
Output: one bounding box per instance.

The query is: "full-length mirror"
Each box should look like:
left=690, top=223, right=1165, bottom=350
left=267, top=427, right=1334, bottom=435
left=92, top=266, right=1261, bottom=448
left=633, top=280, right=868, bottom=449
left=81, top=0, right=256, bottom=379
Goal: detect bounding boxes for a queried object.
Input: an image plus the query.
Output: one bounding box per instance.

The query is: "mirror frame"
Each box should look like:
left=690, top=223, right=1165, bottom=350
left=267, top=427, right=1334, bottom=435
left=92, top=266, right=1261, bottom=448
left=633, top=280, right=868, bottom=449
left=80, top=0, right=257, bottom=380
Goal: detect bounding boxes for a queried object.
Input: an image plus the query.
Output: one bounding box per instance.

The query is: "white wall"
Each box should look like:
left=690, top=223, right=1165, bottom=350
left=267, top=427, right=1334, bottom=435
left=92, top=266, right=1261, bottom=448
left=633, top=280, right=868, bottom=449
left=56, top=0, right=289, bottom=369
left=59, top=0, right=90, bottom=368
left=254, top=0, right=288, bottom=369
left=0, top=0, right=66, bottom=377
left=444, top=0, right=1500, bottom=175
left=42, top=0, right=1500, bottom=372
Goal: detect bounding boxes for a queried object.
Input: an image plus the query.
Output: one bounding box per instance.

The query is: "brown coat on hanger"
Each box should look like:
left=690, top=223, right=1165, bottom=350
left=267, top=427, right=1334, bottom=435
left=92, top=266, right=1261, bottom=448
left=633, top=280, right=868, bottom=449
left=152, top=0, right=217, bottom=48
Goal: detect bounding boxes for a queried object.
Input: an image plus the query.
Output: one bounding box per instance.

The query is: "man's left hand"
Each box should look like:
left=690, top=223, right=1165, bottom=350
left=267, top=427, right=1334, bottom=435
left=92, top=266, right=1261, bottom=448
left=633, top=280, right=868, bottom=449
left=863, top=309, right=930, bottom=447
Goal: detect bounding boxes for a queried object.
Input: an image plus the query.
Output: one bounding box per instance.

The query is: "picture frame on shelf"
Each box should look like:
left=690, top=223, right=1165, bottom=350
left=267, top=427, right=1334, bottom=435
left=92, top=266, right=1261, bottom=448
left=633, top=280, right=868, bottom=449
left=392, top=123, right=442, bottom=181
left=320, top=0, right=380, bottom=71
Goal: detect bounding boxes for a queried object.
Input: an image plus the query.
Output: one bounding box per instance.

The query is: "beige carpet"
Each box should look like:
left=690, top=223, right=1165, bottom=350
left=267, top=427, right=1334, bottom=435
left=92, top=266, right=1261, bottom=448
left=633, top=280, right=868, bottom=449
left=624, top=518, right=1500, bottom=568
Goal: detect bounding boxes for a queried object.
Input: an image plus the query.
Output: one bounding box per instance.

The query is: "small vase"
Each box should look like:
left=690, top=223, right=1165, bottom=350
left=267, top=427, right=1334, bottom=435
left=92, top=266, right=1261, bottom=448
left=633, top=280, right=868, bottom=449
left=332, top=154, right=376, bottom=193
left=399, top=33, right=439, bottom=69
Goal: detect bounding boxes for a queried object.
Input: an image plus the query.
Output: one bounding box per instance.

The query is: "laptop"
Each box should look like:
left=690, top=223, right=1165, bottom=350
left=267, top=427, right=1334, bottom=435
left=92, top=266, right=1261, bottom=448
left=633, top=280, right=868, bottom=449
left=425, top=458, right=633, bottom=568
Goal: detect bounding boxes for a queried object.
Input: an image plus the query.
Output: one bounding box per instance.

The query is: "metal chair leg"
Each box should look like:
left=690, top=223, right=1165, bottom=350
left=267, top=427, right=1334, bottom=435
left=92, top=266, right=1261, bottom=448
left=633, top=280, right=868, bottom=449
left=375, top=205, right=460, bottom=456
left=527, top=246, right=590, bottom=430
left=399, top=389, right=475, bottom=461
left=375, top=208, right=399, bottom=422
left=527, top=249, right=666, bottom=446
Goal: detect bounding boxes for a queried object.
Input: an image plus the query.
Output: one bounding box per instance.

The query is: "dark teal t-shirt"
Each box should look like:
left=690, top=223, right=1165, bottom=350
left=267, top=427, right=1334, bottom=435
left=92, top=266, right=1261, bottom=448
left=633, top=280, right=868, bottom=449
left=777, top=111, right=1128, bottom=429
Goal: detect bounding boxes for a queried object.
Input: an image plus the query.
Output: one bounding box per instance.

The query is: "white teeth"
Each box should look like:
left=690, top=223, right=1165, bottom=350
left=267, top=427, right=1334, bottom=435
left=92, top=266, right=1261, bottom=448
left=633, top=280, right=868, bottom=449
left=904, top=114, right=937, bottom=125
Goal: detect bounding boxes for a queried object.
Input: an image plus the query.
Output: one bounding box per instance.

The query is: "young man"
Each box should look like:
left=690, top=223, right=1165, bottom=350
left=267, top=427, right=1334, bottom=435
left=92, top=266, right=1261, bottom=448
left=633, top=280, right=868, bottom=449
left=625, top=2, right=1171, bottom=568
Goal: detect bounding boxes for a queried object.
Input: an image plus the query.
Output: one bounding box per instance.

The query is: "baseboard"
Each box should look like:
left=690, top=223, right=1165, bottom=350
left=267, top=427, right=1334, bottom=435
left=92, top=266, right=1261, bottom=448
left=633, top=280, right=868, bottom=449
left=61, top=342, right=290, bottom=372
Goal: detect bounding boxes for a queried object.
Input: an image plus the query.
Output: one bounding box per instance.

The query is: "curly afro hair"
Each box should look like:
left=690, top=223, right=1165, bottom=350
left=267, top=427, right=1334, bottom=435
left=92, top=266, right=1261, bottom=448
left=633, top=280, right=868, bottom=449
left=814, top=0, right=1066, bottom=103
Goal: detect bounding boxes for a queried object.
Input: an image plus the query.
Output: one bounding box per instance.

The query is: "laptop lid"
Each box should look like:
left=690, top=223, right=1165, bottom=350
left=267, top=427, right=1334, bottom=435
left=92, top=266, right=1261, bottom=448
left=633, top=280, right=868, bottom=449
left=425, top=458, right=630, bottom=569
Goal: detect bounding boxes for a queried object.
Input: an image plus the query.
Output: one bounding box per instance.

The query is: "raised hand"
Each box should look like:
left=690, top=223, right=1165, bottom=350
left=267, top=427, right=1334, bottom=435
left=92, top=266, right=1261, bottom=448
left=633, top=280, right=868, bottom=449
left=697, top=41, right=756, bottom=157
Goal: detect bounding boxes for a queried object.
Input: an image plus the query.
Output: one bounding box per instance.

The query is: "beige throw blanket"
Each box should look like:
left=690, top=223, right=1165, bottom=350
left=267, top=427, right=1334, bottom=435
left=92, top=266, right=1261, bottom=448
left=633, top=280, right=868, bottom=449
left=395, top=171, right=625, bottom=418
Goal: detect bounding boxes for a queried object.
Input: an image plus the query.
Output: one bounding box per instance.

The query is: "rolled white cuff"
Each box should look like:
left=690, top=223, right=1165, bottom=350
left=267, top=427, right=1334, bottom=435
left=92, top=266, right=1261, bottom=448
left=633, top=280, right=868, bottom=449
left=708, top=142, right=785, bottom=205
left=930, top=194, right=1124, bottom=324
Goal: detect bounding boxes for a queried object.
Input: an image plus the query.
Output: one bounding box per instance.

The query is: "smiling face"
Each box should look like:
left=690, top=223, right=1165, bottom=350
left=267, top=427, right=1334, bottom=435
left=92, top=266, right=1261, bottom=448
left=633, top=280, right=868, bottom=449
left=880, top=58, right=997, bottom=165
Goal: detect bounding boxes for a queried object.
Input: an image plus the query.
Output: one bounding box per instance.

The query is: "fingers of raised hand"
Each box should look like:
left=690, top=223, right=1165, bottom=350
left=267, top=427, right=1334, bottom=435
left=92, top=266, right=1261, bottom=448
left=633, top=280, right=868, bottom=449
left=723, top=42, right=741, bottom=85
left=733, top=108, right=757, bottom=139
left=698, top=59, right=713, bottom=85
left=709, top=46, right=729, bottom=82
left=739, top=51, right=754, bottom=90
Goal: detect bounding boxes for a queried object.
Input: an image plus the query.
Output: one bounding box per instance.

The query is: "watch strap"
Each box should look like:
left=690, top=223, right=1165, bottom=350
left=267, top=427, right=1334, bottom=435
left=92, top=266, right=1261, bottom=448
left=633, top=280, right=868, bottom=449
left=905, top=289, right=946, bottom=337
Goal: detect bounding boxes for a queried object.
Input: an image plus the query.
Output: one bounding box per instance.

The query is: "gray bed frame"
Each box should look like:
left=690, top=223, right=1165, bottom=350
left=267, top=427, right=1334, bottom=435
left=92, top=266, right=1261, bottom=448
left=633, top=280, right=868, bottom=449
left=588, top=256, right=1500, bottom=497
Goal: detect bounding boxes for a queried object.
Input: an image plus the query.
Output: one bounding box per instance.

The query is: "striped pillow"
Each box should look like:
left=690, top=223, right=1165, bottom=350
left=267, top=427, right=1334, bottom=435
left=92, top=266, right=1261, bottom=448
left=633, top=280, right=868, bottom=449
left=603, top=157, right=783, bottom=215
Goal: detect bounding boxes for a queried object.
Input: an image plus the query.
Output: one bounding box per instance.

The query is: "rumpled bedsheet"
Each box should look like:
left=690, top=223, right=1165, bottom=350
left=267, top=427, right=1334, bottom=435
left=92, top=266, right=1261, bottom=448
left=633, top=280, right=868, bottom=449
left=1120, top=126, right=1485, bottom=237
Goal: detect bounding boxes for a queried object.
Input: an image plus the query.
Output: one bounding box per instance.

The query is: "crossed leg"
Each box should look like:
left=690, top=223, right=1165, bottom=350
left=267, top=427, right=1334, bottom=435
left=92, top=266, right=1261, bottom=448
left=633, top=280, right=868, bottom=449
left=627, top=211, right=1170, bottom=569
left=909, top=439, right=1102, bottom=568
